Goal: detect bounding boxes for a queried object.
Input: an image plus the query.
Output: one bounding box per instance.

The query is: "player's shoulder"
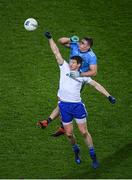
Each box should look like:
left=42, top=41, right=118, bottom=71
left=59, top=60, right=69, bottom=70
left=60, top=60, right=68, bottom=66
left=88, top=49, right=96, bottom=57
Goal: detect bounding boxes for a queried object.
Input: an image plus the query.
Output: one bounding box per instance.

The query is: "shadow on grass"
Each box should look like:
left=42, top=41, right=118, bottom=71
left=62, top=143, right=132, bottom=179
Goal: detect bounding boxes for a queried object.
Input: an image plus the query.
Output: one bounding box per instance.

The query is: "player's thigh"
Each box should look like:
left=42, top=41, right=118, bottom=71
left=58, top=101, right=73, bottom=124
left=75, top=118, right=88, bottom=134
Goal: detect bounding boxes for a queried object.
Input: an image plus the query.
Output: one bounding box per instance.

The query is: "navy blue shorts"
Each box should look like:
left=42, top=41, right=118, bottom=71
left=58, top=101, right=88, bottom=124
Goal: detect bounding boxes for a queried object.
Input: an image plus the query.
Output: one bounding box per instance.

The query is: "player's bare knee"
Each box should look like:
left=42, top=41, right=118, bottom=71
left=80, top=129, right=88, bottom=137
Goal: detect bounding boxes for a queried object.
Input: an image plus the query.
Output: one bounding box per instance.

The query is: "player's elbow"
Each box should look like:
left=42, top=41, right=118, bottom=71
left=58, top=38, right=65, bottom=44
left=92, top=70, right=97, bottom=76
left=93, top=72, right=97, bottom=76
left=58, top=37, right=70, bottom=45
left=90, top=64, right=97, bottom=76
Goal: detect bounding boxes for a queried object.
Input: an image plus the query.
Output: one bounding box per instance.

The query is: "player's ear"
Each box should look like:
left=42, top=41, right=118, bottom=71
left=78, top=63, right=81, bottom=68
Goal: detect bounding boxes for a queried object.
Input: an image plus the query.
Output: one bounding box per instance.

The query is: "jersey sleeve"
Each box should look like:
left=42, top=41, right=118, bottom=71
left=70, top=42, right=77, bottom=48
left=70, top=42, right=79, bottom=57
left=59, top=60, right=69, bottom=71
left=89, top=52, right=97, bottom=65
left=84, top=77, right=93, bottom=84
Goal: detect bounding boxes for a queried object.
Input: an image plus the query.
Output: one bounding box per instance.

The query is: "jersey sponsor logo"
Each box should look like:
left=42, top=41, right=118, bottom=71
left=66, top=73, right=82, bottom=83
left=66, top=73, right=70, bottom=76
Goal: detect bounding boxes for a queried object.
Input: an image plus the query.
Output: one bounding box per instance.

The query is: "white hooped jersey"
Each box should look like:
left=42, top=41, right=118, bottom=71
left=57, top=61, right=92, bottom=102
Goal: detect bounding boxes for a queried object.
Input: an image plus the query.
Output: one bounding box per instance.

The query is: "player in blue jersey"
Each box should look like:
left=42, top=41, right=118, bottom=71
left=59, top=35, right=97, bottom=77
left=37, top=34, right=115, bottom=136
left=39, top=32, right=116, bottom=168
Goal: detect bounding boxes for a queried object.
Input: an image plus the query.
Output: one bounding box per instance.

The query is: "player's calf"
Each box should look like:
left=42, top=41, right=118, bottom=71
left=89, top=147, right=99, bottom=169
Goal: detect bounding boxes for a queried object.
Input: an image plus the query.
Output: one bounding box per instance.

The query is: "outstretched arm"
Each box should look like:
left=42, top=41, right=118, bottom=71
left=89, top=80, right=116, bottom=104
left=45, top=32, right=64, bottom=65
left=58, top=37, right=70, bottom=47
left=58, top=35, right=79, bottom=48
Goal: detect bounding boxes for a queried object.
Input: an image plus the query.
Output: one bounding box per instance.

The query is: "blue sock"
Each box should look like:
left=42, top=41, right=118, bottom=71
left=89, top=147, right=97, bottom=161
left=72, top=144, right=80, bottom=153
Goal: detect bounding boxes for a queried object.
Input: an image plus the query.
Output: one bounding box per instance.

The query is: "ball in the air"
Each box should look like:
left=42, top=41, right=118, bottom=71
left=24, top=18, right=38, bottom=31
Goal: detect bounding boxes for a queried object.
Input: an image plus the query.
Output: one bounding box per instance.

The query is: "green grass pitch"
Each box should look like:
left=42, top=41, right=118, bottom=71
left=0, top=0, right=131, bottom=178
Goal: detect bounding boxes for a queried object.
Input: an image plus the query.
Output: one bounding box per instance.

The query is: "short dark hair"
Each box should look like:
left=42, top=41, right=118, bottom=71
left=70, top=56, right=83, bottom=65
left=83, top=37, right=93, bottom=47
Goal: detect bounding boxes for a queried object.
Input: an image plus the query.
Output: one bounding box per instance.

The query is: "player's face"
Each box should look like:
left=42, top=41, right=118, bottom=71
left=69, top=59, right=81, bottom=70
left=79, top=39, right=90, bottom=52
